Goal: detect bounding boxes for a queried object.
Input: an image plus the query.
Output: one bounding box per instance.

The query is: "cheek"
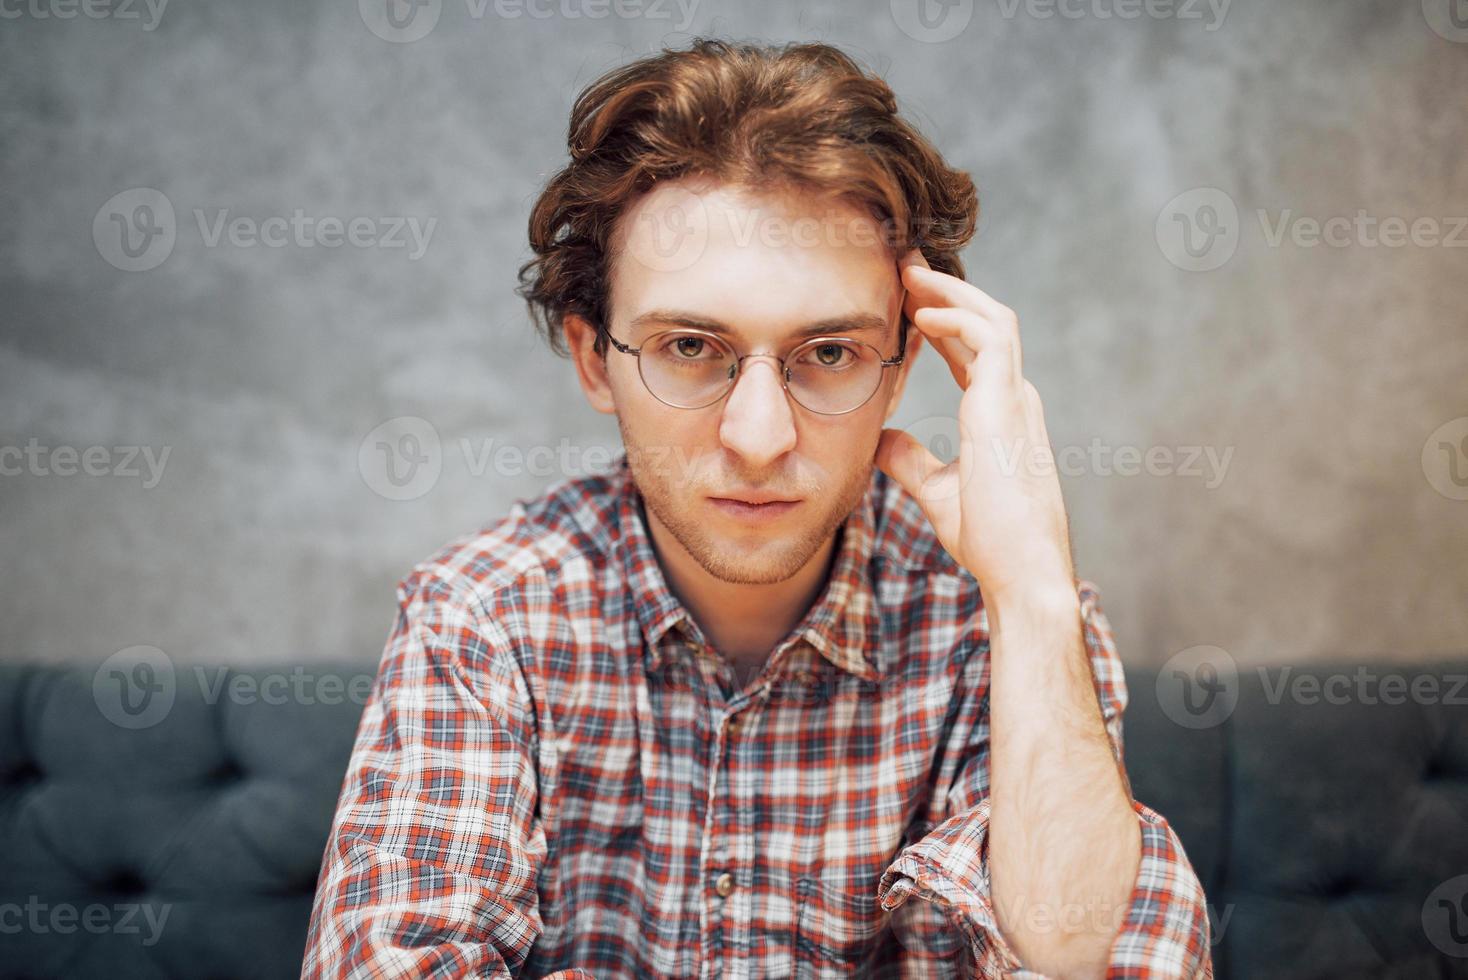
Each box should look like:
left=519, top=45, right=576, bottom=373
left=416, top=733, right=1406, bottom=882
left=603, top=356, right=643, bottom=404
left=621, top=406, right=718, bottom=480
left=805, top=415, right=882, bottom=471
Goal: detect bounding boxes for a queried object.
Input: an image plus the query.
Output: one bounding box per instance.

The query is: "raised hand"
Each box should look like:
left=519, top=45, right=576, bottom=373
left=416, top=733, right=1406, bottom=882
left=875, top=248, right=1076, bottom=605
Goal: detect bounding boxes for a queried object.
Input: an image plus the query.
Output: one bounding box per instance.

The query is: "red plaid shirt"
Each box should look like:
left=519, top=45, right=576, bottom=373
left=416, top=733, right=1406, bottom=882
left=303, top=451, right=1212, bottom=978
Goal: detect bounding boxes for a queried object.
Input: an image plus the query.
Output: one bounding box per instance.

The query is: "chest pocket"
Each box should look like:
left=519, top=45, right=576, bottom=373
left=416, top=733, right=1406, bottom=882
left=793, top=876, right=892, bottom=977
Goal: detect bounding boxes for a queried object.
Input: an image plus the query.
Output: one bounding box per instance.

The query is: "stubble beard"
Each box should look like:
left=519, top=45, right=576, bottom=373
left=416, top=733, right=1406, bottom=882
left=620, top=427, right=874, bottom=586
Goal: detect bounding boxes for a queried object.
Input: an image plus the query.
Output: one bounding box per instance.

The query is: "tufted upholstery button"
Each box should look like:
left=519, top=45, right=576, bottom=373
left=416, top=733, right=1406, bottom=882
left=104, top=870, right=147, bottom=895
left=8, top=761, right=41, bottom=785
left=213, top=758, right=245, bottom=782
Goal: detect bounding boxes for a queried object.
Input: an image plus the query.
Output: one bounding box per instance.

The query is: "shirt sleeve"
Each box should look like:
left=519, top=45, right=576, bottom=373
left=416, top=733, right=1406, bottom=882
left=875, top=580, right=1214, bottom=979
left=300, top=570, right=592, bottom=979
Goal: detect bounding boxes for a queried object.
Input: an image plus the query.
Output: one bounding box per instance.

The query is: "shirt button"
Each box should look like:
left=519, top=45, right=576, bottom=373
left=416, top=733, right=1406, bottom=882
left=715, top=872, right=735, bottom=897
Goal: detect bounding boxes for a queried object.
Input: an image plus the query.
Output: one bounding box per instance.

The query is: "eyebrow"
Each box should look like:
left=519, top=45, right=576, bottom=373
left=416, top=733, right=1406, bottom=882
left=626, top=309, right=891, bottom=341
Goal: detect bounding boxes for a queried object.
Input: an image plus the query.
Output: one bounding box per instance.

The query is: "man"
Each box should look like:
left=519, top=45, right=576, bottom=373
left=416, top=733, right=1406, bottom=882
left=303, top=38, right=1211, bottom=979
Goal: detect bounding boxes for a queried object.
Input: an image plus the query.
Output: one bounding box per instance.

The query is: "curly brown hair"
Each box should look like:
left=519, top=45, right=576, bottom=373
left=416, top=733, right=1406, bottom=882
left=516, top=37, right=979, bottom=358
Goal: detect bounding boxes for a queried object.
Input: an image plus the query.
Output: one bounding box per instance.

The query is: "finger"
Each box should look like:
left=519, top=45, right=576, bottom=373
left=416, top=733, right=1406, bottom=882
left=926, top=332, right=969, bottom=388
left=875, top=426, right=946, bottom=492
left=896, top=250, right=970, bottom=387
left=1023, top=380, right=1048, bottom=445
left=875, top=427, right=962, bottom=539
left=902, top=264, right=1023, bottom=381
left=897, top=247, right=931, bottom=275
left=902, top=261, right=1010, bottom=324
left=898, top=251, right=929, bottom=326
left=910, top=305, right=1018, bottom=389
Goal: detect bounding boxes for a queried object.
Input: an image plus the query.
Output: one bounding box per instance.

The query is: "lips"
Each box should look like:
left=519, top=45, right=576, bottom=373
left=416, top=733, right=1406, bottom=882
left=713, top=494, right=800, bottom=505
left=707, top=495, right=802, bottom=521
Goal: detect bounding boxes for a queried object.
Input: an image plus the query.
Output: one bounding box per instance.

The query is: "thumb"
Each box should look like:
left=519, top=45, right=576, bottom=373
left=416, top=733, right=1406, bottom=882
left=876, top=427, right=958, bottom=506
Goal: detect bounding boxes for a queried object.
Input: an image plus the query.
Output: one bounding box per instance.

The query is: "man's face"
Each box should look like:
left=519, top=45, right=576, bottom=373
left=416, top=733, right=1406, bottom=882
left=575, top=178, right=918, bottom=586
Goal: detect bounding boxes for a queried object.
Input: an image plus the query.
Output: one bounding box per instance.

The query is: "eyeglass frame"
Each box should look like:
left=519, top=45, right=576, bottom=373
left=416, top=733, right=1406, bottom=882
left=597, top=319, right=912, bottom=416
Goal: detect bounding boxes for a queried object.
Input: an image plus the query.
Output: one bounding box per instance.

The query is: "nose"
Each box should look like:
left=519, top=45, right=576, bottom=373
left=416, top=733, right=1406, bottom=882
left=717, top=355, right=797, bottom=467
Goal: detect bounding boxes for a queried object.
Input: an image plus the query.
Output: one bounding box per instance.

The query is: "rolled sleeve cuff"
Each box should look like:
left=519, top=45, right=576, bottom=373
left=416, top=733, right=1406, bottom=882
left=876, top=799, right=1213, bottom=979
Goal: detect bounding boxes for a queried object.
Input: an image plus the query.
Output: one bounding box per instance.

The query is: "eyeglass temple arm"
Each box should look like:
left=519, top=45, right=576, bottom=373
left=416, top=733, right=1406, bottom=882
left=881, top=319, right=910, bottom=366
left=598, top=323, right=640, bottom=356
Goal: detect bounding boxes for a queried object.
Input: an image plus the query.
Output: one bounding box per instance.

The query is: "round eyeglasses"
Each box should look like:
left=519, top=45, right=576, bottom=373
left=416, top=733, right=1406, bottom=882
left=600, top=323, right=910, bottom=415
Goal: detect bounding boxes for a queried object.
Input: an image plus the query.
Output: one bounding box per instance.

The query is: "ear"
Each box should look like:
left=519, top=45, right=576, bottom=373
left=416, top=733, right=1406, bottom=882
left=883, top=326, right=923, bottom=423
left=564, top=313, right=617, bottom=415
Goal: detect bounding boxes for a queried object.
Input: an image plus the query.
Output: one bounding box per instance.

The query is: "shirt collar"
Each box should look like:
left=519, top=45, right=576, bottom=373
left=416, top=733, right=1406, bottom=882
left=609, top=452, right=882, bottom=682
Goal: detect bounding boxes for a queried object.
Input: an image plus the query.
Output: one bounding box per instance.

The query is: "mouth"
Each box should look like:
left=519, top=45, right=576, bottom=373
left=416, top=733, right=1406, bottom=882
left=707, top=495, right=802, bottom=521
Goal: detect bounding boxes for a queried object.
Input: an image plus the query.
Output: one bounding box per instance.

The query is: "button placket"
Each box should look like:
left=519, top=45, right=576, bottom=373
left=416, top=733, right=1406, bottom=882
left=711, top=691, right=765, bottom=977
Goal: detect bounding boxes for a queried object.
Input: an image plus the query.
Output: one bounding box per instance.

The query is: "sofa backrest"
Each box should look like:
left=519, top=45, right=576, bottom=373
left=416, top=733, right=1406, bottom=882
left=0, top=663, right=369, bottom=979
left=1123, top=661, right=1468, bottom=978
left=2, top=659, right=1465, bottom=978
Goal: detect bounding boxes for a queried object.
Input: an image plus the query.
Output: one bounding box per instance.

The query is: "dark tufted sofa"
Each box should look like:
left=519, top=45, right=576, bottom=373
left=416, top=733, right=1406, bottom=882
left=2, top=660, right=1465, bottom=979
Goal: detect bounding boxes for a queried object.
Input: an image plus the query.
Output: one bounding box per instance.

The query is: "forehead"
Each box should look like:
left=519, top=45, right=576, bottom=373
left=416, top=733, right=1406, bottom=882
left=609, top=179, right=899, bottom=336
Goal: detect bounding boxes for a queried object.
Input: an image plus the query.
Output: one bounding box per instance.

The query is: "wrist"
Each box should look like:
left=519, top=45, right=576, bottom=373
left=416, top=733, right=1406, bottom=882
left=984, top=578, right=1080, bottom=634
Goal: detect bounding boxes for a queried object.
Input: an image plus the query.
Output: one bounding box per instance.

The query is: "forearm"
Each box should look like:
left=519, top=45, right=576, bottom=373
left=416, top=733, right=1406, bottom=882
left=987, top=583, right=1142, bottom=978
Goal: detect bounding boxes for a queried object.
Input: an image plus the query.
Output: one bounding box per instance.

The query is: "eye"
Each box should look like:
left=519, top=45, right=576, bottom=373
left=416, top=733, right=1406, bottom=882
left=673, top=336, right=705, bottom=359
left=806, top=342, right=854, bottom=368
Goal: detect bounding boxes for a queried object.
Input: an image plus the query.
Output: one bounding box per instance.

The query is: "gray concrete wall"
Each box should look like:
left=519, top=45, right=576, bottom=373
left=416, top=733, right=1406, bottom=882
left=2, top=0, right=1465, bottom=673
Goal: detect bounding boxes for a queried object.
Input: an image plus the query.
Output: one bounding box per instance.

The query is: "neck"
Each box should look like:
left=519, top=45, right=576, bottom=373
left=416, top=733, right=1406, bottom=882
left=640, top=498, right=839, bottom=668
